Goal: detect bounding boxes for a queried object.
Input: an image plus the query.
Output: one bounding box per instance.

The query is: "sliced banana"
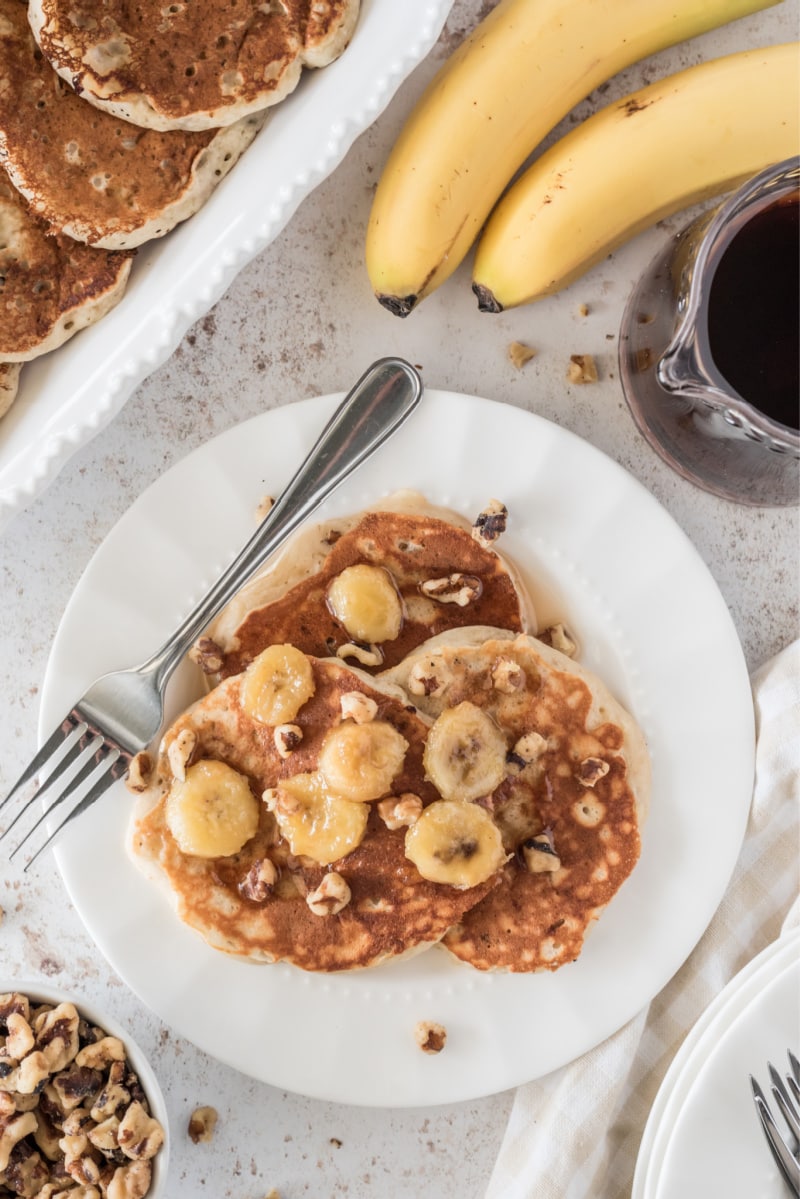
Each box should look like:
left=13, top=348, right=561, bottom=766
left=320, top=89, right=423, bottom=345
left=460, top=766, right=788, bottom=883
left=423, top=701, right=507, bottom=802
left=268, top=772, right=369, bottom=865
left=318, top=719, right=408, bottom=803
left=327, top=564, right=403, bottom=644
left=240, top=643, right=315, bottom=726
left=165, top=759, right=259, bottom=858
left=405, top=800, right=505, bottom=888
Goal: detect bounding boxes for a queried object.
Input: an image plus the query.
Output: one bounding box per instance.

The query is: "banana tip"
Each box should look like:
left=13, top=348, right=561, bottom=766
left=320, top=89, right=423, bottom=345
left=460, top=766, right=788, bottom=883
left=376, top=292, right=418, bottom=318
left=472, top=282, right=504, bottom=314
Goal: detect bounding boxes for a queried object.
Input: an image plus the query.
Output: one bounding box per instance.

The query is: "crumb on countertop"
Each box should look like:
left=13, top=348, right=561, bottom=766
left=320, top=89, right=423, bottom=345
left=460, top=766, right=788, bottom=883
left=188, top=1105, right=218, bottom=1143
left=567, top=354, right=598, bottom=384
left=507, top=341, right=537, bottom=369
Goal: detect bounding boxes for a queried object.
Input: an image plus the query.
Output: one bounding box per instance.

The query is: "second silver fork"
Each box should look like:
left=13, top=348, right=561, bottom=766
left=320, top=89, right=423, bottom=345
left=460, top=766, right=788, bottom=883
left=751, top=1050, right=800, bottom=1196
left=0, top=357, right=423, bottom=868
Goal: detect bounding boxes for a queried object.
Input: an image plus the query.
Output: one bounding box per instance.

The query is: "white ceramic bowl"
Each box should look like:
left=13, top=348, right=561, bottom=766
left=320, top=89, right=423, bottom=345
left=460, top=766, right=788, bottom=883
left=0, top=979, right=169, bottom=1197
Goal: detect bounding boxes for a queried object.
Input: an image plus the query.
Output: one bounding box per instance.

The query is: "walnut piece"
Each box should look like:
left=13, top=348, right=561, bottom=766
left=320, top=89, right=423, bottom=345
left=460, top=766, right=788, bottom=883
left=116, top=1101, right=164, bottom=1161
left=188, top=1105, right=218, bottom=1144
left=273, top=724, right=303, bottom=759
left=567, top=353, right=598, bottom=384
left=507, top=341, right=537, bottom=370
left=520, top=833, right=561, bottom=873
left=537, top=622, right=578, bottom=658
left=377, top=794, right=423, bottom=831
left=166, top=728, right=197, bottom=783
left=420, top=573, right=482, bottom=607
left=188, top=636, right=225, bottom=675
left=414, top=1021, right=447, bottom=1055
left=407, top=655, right=451, bottom=699
left=491, top=656, right=525, bottom=694
left=125, top=752, right=153, bottom=794
left=306, top=872, right=351, bottom=917
left=576, top=757, right=610, bottom=787
left=472, top=499, right=508, bottom=549
left=339, top=692, right=378, bottom=724
left=238, top=858, right=279, bottom=903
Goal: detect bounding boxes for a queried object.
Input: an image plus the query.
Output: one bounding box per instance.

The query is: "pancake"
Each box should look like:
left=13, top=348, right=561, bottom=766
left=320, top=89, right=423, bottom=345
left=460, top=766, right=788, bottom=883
left=129, top=652, right=502, bottom=972
left=383, top=628, right=650, bottom=972
left=28, top=0, right=361, bottom=132
left=0, top=363, right=21, bottom=418
left=0, top=168, right=132, bottom=361
left=202, top=492, right=534, bottom=683
left=0, top=0, right=265, bottom=249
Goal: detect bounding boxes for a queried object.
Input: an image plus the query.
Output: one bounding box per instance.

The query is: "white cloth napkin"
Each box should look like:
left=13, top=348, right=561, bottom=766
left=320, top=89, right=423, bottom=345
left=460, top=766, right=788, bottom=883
left=485, top=640, right=800, bottom=1199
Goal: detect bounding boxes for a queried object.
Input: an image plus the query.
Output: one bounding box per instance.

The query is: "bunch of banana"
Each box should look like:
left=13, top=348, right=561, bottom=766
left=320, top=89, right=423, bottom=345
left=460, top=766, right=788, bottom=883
left=365, top=0, right=780, bottom=316
left=473, top=43, right=800, bottom=312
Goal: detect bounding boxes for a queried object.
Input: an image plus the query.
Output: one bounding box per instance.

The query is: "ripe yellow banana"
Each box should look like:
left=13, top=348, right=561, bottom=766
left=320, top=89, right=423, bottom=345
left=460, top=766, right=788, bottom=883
left=365, top=0, right=780, bottom=317
left=472, top=43, right=800, bottom=311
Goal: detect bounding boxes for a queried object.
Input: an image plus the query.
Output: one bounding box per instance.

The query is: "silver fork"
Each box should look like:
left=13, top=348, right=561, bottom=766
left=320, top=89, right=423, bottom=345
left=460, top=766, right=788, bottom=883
left=0, top=357, right=423, bottom=869
left=750, top=1050, right=800, bottom=1196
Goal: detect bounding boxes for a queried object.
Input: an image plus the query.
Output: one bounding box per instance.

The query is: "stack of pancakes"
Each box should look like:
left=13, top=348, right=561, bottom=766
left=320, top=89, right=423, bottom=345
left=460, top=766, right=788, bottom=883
left=130, top=493, right=650, bottom=974
left=0, top=0, right=360, bottom=416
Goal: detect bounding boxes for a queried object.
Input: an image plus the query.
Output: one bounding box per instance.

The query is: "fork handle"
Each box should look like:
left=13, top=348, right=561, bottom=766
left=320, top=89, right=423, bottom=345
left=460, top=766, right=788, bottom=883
left=142, top=357, right=423, bottom=690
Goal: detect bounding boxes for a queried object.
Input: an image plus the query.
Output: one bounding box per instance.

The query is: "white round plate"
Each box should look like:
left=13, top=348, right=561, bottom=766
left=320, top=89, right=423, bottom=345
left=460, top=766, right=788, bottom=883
left=633, top=929, right=800, bottom=1199
left=39, top=389, right=754, bottom=1107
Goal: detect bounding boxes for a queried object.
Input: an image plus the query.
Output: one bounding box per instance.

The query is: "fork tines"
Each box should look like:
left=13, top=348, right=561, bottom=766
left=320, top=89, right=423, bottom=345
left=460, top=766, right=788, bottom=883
left=0, top=712, right=125, bottom=869
left=751, top=1050, right=800, bottom=1197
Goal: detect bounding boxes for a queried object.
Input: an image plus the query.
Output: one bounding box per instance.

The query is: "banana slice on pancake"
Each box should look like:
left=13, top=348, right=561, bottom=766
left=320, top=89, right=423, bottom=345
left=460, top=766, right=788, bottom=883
left=29, top=0, right=361, bottom=132
left=0, top=0, right=265, bottom=250
left=384, top=628, right=650, bottom=972
left=129, top=654, right=504, bottom=971
left=201, top=492, right=535, bottom=683
left=0, top=169, right=132, bottom=362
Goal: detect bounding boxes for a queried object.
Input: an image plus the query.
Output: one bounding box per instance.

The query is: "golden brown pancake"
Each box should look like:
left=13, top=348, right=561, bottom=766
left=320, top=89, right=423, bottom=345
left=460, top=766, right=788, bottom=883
left=384, top=628, right=650, bottom=972
left=0, top=362, right=21, bottom=418
left=130, top=656, right=501, bottom=971
left=203, top=493, right=533, bottom=682
left=0, top=0, right=265, bottom=249
left=29, top=0, right=361, bottom=132
left=0, top=168, right=132, bottom=361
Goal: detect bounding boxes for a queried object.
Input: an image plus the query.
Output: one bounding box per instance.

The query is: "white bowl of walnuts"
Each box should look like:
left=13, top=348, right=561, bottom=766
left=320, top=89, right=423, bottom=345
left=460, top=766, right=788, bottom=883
left=0, top=981, right=168, bottom=1198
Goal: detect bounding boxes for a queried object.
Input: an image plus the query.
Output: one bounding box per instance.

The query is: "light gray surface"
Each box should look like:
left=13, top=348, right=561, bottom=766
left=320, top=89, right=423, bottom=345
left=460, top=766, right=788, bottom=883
left=1, top=3, right=798, bottom=1197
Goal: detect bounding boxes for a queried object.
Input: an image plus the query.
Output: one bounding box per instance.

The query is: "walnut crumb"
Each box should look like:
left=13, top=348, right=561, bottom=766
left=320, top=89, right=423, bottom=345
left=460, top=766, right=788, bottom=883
left=188, top=1105, right=218, bottom=1144
left=255, top=495, right=274, bottom=522
left=567, top=354, right=598, bottom=384
left=578, top=303, right=590, bottom=317
left=414, top=1021, right=447, bottom=1054
left=507, top=340, right=537, bottom=369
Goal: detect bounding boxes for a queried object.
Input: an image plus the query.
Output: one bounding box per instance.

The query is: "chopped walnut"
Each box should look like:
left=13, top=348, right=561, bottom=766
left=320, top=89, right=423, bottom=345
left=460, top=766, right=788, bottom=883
left=0, top=993, right=165, bottom=1195
left=491, top=656, right=525, bottom=694
left=512, top=731, right=547, bottom=764
left=538, top=623, right=578, bottom=658
left=166, top=727, right=197, bottom=783
left=238, top=858, right=279, bottom=902
left=576, top=757, right=610, bottom=787
left=306, top=872, right=351, bottom=917
left=335, top=642, right=383, bottom=667
left=273, top=723, right=303, bottom=759
left=472, top=499, right=508, bottom=549
left=107, top=1159, right=152, bottom=1199
left=116, top=1101, right=164, bottom=1161
left=188, top=1105, right=218, bottom=1144
left=125, top=752, right=153, bottom=795
left=507, top=341, right=537, bottom=370
left=578, top=302, right=590, bottom=317
left=407, top=655, right=451, bottom=699
left=189, top=637, right=225, bottom=675
left=340, top=692, right=378, bottom=724
left=519, top=832, right=561, bottom=873
left=567, top=353, right=598, bottom=384
left=255, top=494, right=275, bottom=523
left=377, top=794, right=423, bottom=830
left=414, top=1021, right=447, bottom=1055
left=420, top=573, right=482, bottom=606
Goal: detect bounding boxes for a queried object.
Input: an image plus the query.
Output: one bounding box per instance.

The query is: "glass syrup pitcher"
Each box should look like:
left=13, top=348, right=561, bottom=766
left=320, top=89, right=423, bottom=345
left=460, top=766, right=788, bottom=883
left=619, top=158, right=799, bottom=507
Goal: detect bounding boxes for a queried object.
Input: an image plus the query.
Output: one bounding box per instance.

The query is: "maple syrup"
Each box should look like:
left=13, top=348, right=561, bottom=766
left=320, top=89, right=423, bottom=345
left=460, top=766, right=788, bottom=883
left=707, top=193, right=800, bottom=430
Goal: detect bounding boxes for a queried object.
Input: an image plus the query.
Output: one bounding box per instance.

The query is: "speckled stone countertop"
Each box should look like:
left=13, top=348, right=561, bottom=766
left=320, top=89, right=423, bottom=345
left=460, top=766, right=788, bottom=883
left=1, top=3, right=798, bottom=1197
